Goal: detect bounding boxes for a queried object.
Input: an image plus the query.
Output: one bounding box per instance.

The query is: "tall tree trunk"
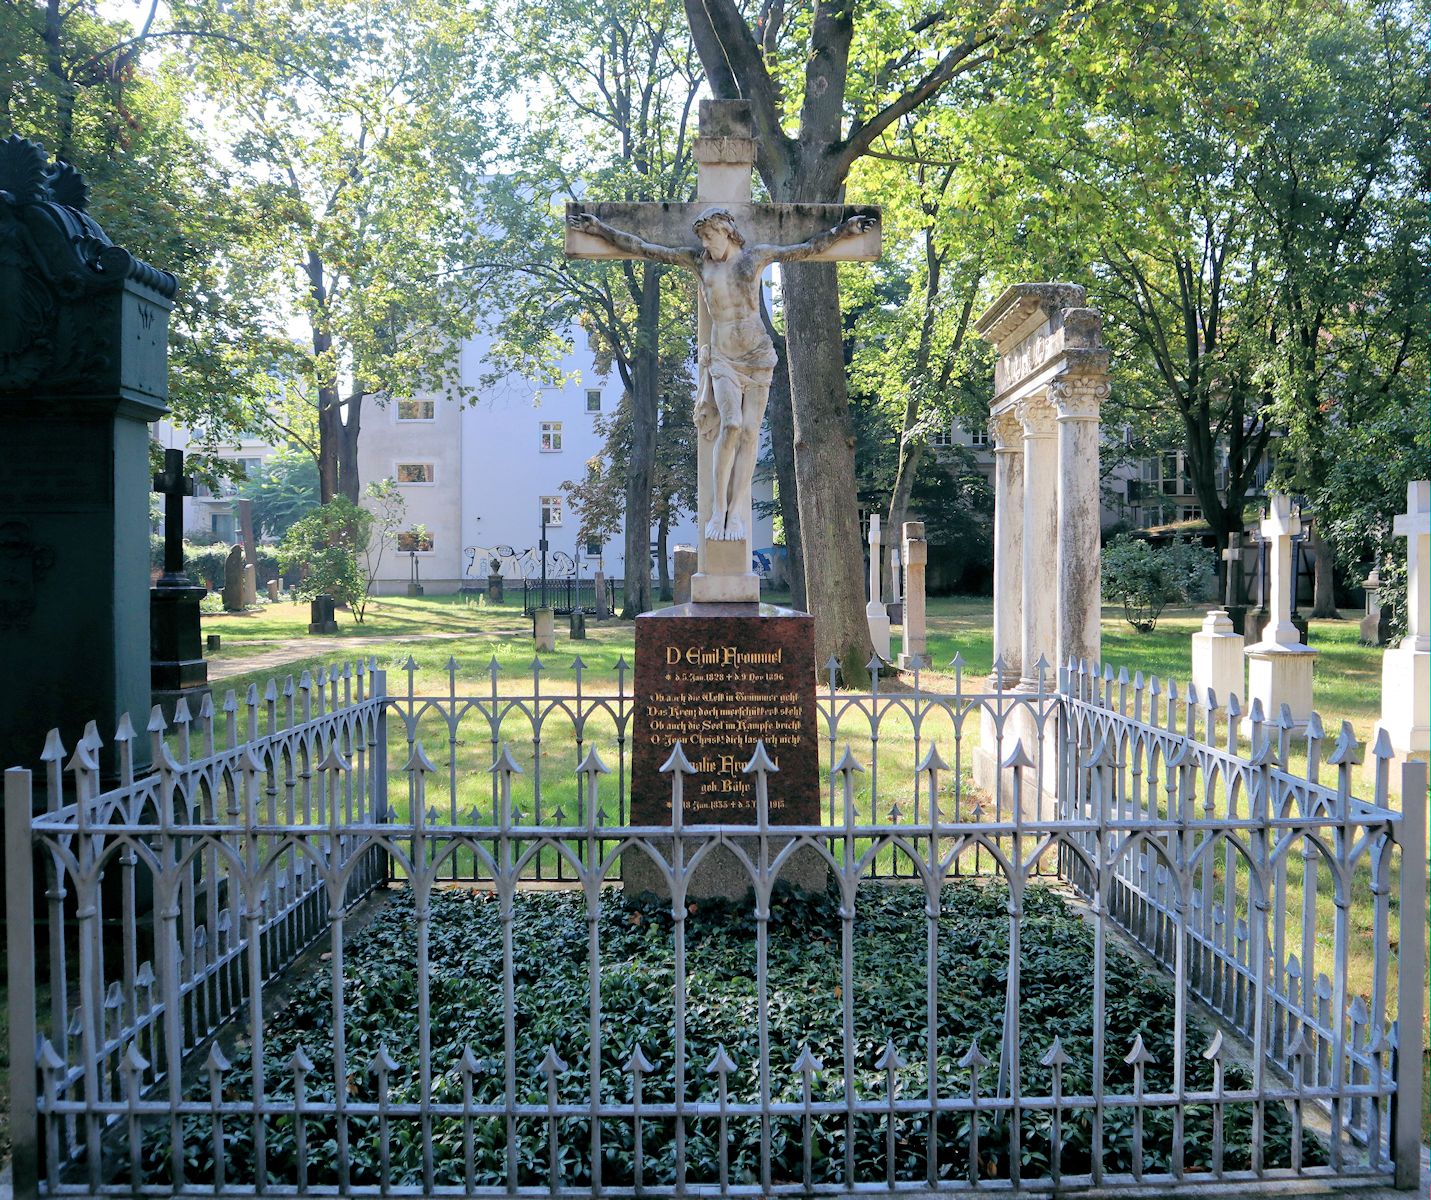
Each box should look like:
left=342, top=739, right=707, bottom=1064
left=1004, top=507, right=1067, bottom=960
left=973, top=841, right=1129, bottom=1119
left=43, top=0, right=75, bottom=161
left=622, top=265, right=661, bottom=617
left=1309, top=524, right=1340, bottom=618
left=783, top=260, right=872, bottom=686
left=761, top=303, right=805, bottom=609
left=656, top=510, right=672, bottom=601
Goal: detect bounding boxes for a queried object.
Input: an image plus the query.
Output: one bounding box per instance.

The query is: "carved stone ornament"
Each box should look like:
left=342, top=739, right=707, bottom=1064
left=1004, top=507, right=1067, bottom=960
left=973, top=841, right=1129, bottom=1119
left=990, top=409, right=1024, bottom=452
left=1048, top=375, right=1111, bottom=422
left=1013, top=394, right=1058, bottom=438
left=0, top=135, right=178, bottom=392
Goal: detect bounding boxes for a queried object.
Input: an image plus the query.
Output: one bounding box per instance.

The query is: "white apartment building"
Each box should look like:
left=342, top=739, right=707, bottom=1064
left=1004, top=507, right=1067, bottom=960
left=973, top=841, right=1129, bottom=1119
left=159, top=326, right=774, bottom=595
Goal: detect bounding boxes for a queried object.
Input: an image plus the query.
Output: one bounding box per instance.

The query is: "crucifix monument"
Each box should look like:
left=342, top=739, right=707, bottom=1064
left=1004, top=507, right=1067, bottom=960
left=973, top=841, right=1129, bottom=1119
left=151, top=448, right=210, bottom=720
left=565, top=100, right=881, bottom=897
left=566, top=99, right=879, bottom=604
left=1374, top=479, right=1429, bottom=766
left=1244, top=493, right=1317, bottom=728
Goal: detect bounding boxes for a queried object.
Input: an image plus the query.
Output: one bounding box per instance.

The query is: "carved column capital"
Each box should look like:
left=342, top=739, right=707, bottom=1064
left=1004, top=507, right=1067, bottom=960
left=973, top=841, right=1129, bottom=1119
left=1048, top=373, right=1110, bottom=422
left=1014, top=394, right=1057, bottom=438
left=990, top=409, right=1024, bottom=452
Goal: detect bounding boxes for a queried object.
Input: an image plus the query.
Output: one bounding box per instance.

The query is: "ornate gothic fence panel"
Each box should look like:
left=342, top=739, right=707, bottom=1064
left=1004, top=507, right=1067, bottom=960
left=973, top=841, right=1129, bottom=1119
left=5, top=656, right=1424, bottom=1197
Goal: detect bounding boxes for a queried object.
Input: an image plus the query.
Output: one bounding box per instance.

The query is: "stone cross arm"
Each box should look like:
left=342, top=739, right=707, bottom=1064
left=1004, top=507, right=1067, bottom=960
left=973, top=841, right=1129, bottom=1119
left=565, top=201, right=881, bottom=263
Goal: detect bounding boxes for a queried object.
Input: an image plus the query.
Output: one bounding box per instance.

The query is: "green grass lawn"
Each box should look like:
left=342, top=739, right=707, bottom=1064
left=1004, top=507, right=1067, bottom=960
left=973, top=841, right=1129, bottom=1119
left=205, top=594, right=1386, bottom=754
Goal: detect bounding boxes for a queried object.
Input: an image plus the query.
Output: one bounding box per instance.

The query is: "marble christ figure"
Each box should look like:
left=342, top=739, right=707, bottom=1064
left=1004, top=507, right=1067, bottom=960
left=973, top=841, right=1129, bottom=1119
left=567, top=206, right=876, bottom=543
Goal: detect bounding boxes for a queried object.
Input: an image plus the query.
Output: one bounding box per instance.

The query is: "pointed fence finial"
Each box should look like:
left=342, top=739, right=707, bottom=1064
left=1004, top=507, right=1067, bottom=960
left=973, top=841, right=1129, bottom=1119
left=659, top=741, right=695, bottom=775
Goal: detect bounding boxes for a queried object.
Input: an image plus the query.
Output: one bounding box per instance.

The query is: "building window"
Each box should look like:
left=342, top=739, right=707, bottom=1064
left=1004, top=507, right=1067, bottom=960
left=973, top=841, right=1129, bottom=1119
left=585, top=539, right=602, bottom=557
left=236, top=456, right=263, bottom=478
left=929, top=426, right=953, bottom=448
left=586, top=389, right=602, bottom=412
left=397, top=530, right=435, bottom=552
left=968, top=427, right=990, bottom=447
left=397, top=399, right=436, bottom=421
left=395, top=462, right=435, bottom=485
left=540, top=421, right=563, bottom=452
left=1180, top=505, right=1203, bottom=523
left=210, top=512, right=236, bottom=539
left=541, top=495, right=563, bottom=526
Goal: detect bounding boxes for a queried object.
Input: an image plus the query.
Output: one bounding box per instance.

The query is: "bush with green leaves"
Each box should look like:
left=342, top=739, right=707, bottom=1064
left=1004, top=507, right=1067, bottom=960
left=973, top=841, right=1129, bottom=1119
left=137, top=881, right=1318, bottom=1189
left=1101, top=535, right=1215, bottom=632
left=277, top=497, right=373, bottom=619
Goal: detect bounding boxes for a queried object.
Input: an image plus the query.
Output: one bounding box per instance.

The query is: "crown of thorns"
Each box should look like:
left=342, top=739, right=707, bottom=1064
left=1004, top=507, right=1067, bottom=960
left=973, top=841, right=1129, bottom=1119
left=692, top=206, right=745, bottom=247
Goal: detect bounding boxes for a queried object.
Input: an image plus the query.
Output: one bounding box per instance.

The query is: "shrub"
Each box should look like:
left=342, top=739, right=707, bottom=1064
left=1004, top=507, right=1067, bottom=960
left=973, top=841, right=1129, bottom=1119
left=1101, top=535, right=1214, bottom=632
left=277, top=498, right=373, bottom=620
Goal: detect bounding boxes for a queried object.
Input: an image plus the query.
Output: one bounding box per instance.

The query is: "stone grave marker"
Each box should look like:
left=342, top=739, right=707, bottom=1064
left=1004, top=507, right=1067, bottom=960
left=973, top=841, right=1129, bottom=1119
left=241, top=562, right=258, bottom=608
left=672, top=545, right=697, bottom=605
left=222, top=545, right=245, bottom=611
left=0, top=138, right=175, bottom=775
left=1374, top=480, right=1429, bottom=765
left=150, top=448, right=210, bottom=721
left=865, top=515, right=891, bottom=662
left=567, top=99, right=880, bottom=898
left=308, top=595, right=338, bottom=634
left=897, top=521, right=927, bottom=669
left=1245, top=495, right=1316, bottom=728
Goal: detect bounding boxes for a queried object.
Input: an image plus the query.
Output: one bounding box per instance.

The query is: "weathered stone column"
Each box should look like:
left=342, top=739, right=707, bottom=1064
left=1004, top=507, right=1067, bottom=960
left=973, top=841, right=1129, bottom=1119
left=990, top=410, right=1025, bottom=685
left=898, top=522, right=927, bottom=669
left=672, top=545, right=697, bottom=605
left=865, top=515, right=892, bottom=661
left=1017, top=396, right=1058, bottom=687
left=1049, top=330, right=1107, bottom=673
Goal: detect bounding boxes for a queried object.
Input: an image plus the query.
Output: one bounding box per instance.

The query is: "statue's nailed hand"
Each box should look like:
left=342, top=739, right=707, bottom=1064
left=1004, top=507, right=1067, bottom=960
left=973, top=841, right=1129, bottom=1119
left=567, top=212, right=601, bottom=233
left=842, top=214, right=877, bottom=236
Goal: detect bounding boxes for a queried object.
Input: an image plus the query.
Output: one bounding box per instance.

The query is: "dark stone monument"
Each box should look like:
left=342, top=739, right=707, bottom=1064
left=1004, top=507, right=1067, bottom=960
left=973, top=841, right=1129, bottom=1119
left=308, top=594, right=339, bottom=634
left=0, top=137, right=175, bottom=775
left=628, top=602, right=824, bottom=898
left=221, top=545, right=245, bottom=611
left=150, top=448, right=210, bottom=721
left=569, top=608, right=587, bottom=639
left=487, top=571, right=504, bottom=603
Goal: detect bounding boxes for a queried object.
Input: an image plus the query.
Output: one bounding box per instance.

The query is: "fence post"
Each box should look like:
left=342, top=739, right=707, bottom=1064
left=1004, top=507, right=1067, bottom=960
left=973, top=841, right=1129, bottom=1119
left=371, top=665, right=392, bottom=884
left=6, top=767, right=38, bottom=1200
left=1393, top=757, right=1427, bottom=1189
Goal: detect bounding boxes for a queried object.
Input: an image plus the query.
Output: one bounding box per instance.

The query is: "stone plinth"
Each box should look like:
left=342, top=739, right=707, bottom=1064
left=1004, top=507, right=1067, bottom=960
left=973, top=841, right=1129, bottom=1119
left=1191, top=609, right=1244, bottom=710
left=242, top=563, right=258, bottom=607
left=150, top=583, right=211, bottom=722
left=629, top=602, right=823, bottom=898
left=1245, top=644, right=1316, bottom=730
left=266, top=578, right=280, bottom=602
left=533, top=607, right=556, bottom=652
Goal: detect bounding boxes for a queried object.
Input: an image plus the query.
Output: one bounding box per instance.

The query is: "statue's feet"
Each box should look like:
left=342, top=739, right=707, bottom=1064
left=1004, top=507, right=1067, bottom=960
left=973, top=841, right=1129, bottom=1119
left=705, top=514, right=728, bottom=541
left=722, top=514, right=745, bottom=541
left=704, top=513, right=746, bottom=541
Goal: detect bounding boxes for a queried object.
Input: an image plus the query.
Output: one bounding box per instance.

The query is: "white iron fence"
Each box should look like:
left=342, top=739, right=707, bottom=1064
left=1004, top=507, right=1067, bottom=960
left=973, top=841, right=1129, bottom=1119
left=4, top=656, right=1425, bottom=1197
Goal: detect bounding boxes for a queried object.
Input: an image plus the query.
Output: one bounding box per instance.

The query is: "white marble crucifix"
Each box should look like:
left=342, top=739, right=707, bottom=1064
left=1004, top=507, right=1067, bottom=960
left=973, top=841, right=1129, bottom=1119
left=564, top=99, right=881, bottom=604
left=1393, top=479, right=1429, bottom=652
left=1257, top=493, right=1305, bottom=648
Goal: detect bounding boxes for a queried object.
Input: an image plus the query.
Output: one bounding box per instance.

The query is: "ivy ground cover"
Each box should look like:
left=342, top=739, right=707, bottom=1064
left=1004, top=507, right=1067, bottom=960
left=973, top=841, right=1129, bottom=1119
left=147, top=880, right=1321, bottom=1189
